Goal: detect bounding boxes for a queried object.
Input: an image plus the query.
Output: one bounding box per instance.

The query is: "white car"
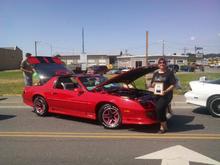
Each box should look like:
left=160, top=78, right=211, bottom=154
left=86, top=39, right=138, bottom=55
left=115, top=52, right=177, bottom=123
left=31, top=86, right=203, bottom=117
left=184, top=77, right=220, bottom=117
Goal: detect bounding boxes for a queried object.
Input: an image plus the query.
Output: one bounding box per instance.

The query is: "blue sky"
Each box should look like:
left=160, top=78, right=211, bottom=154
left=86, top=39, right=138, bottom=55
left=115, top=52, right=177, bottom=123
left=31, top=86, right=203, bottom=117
left=0, top=0, right=220, bottom=56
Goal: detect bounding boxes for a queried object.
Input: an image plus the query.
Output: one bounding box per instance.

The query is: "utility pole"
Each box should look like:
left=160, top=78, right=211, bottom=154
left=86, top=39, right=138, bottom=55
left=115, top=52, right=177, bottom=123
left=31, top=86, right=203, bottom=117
left=35, top=41, right=38, bottom=56
left=145, top=31, right=149, bottom=89
left=146, top=31, right=149, bottom=66
left=82, top=27, right=85, bottom=54
left=80, top=27, right=87, bottom=71
left=162, top=40, right=165, bottom=57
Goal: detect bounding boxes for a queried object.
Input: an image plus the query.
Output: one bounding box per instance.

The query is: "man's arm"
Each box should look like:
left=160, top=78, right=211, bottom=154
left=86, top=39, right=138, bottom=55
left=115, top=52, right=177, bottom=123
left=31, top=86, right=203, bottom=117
left=20, top=61, right=33, bottom=73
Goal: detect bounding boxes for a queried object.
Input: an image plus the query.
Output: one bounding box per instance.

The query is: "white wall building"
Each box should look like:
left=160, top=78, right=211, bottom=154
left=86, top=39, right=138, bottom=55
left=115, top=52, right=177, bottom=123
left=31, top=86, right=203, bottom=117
left=59, top=52, right=189, bottom=69
left=117, top=54, right=188, bottom=68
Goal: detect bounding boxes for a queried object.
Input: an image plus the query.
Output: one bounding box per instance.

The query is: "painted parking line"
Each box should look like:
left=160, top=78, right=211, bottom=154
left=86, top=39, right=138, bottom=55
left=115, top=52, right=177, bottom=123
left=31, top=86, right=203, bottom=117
left=0, top=132, right=220, bottom=140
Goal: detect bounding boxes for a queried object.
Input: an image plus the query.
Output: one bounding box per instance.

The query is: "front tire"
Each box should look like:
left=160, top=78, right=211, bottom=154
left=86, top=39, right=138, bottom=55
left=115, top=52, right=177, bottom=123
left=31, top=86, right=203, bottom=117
left=98, top=104, right=122, bottom=129
left=33, top=96, right=48, bottom=116
left=207, top=96, right=220, bottom=117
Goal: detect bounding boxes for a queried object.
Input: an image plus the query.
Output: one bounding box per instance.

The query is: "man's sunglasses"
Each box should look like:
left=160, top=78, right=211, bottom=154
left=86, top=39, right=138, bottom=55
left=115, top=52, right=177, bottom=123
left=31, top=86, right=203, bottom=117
left=158, top=61, right=166, bottom=64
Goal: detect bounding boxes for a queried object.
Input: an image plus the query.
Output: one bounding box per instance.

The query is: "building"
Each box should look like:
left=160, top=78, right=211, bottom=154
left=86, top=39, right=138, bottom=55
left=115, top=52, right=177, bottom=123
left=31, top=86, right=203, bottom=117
left=59, top=53, right=118, bottom=69
left=117, top=54, right=147, bottom=68
left=59, top=52, right=189, bottom=69
left=0, top=46, right=23, bottom=71
left=117, top=54, right=189, bottom=68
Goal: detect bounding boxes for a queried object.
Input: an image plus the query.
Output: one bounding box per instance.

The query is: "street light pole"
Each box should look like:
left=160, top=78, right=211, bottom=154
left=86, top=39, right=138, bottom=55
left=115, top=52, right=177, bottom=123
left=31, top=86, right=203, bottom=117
left=35, top=41, right=38, bottom=56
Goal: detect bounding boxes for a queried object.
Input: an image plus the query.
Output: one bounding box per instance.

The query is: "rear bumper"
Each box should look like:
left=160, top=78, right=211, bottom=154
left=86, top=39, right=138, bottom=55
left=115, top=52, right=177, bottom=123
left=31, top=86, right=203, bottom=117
left=184, top=91, right=206, bottom=107
left=22, top=90, right=33, bottom=107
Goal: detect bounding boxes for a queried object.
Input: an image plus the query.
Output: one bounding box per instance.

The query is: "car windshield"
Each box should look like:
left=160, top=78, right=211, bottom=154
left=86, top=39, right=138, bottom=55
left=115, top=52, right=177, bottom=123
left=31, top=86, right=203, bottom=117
left=79, top=75, right=108, bottom=90
left=79, top=75, right=126, bottom=91
left=207, top=79, right=220, bottom=85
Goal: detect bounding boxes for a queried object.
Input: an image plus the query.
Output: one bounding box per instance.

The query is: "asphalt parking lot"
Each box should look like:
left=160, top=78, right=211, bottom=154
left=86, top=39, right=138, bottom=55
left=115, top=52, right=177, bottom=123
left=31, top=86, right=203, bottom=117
left=0, top=95, right=220, bottom=165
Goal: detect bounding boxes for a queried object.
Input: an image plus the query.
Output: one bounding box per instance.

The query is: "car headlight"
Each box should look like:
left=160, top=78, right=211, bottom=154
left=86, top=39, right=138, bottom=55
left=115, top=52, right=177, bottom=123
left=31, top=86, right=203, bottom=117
left=39, top=75, right=45, bottom=79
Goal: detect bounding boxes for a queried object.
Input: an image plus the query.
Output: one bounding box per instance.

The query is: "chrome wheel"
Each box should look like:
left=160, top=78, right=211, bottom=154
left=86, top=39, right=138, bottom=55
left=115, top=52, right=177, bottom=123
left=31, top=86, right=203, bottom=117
left=34, top=96, right=48, bottom=116
left=208, top=96, right=220, bottom=117
left=98, top=104, right=121, bottom=129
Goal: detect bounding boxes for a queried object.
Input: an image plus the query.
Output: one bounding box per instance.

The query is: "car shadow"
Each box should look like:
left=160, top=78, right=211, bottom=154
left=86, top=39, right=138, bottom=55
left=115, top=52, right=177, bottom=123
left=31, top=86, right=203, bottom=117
left=192, top=107, right=210, bottom=116
left=167, top=114, right=205, bottom=132
left=122, top=124, right=159, bottom=133
left=0, top=97, right=8, bottom=101
left=48, top=114, right=100, bottom=126
left=43, top=113, right=205, bottom=133
left=127, top=114, right=205, bottom=133
left=0, top=114, right=16, bottom=121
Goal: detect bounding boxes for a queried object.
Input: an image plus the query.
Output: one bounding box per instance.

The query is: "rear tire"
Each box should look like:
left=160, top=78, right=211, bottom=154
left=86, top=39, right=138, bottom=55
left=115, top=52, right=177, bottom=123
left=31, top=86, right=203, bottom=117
left=98, top=104, right=122, bottom=129
left=207, top=96, right=220, bottom=117
left=33, top=96, right=48, bottom=116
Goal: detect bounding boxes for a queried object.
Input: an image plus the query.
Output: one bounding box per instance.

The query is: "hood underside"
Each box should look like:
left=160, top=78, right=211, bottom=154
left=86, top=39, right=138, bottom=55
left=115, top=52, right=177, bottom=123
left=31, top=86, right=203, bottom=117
left=96, top=65, right=158, bottom=88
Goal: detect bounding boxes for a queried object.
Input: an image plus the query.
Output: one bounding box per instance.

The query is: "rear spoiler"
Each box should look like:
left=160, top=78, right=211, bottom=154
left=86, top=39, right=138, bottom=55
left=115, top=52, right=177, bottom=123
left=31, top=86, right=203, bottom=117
left=27, top=56, right=73, bottom=82
left=27, top=56, right=63, bottom=65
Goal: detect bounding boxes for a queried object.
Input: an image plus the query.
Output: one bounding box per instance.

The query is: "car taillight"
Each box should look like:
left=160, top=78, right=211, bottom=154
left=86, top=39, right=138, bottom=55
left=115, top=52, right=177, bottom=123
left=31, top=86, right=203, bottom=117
left=189, top=85, right=192, bottom=91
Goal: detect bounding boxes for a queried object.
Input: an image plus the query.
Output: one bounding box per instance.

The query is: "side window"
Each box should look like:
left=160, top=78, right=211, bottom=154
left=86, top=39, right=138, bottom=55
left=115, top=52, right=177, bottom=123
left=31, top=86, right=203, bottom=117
left=55, top=79, right=64, bottom=89
left=55, top=77, right=79, bottom=90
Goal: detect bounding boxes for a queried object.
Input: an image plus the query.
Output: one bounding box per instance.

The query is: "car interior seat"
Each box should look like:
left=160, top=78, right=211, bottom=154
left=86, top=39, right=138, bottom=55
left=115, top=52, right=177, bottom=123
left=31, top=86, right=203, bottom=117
left=55, top=77, right=74, bottom=90
left=61, top=82, right=77, bottom=90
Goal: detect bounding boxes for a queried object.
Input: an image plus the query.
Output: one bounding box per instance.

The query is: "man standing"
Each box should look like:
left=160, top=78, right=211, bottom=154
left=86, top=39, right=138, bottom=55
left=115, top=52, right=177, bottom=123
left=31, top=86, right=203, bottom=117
left=20, top=53, right=34, bottom=86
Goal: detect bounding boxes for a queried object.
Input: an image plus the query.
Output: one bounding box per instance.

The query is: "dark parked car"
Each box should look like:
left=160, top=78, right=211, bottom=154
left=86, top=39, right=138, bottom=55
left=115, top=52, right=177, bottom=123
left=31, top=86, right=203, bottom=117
left=180, top=65, right=195, bottom=72
left=87, top=65, right=109, bottom=74
left=168, top=64, right=179, bottom=72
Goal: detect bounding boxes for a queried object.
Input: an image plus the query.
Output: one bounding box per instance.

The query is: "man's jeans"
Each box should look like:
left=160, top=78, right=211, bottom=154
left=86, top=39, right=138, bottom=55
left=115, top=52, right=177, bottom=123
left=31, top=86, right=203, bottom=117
left=24, top=74, right=33, bottom=86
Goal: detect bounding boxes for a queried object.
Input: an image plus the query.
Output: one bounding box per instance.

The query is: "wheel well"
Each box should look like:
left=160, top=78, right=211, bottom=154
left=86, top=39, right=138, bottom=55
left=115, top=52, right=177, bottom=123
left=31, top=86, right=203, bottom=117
left=207, top=95, right=220, bottom=106
left=32, top=94, right=45, bottom=103
left=95, top=102, right=119, bottom=120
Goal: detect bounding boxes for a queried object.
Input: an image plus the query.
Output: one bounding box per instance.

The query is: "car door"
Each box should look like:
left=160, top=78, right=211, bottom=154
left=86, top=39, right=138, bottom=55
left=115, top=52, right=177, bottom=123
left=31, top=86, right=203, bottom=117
left=48, top=77, right=91, bottom=117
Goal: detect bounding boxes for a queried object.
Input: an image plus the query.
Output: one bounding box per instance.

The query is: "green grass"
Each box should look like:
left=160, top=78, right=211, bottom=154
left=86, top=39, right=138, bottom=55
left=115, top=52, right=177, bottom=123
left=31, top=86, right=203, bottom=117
left=0, top=70, right=220, bottom=95
left=175, top=72, right=220, bottom=94
left=135, top=72, right=220, bottom=95
left=0, top=70, right=23, bottom=79
left=0, top=70, right=24, bottom=95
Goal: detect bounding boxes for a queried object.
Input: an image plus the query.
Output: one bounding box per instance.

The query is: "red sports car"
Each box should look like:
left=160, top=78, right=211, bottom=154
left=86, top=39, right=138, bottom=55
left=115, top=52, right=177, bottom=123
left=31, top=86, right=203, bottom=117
left=22, top=56, right=158, bottom=129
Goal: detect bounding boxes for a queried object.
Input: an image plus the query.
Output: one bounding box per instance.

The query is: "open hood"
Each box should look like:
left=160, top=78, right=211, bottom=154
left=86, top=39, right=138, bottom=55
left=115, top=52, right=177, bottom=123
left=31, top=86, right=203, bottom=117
left=96, top=65, right=158, bottom=88
left=27, top=56, right=73, bottom=81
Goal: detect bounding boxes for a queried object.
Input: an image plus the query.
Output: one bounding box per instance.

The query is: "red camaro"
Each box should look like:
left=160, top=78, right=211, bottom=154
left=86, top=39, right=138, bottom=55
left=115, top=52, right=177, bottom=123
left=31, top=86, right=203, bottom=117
left=22, top=56, right=158, bottom=129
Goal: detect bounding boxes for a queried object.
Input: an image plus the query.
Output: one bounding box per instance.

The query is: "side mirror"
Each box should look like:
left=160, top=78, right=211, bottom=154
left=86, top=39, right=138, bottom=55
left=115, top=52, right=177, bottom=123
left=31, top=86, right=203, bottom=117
left=74, top=88, right=84, bottom=94
left=199, top=76, right=207, bottom=82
